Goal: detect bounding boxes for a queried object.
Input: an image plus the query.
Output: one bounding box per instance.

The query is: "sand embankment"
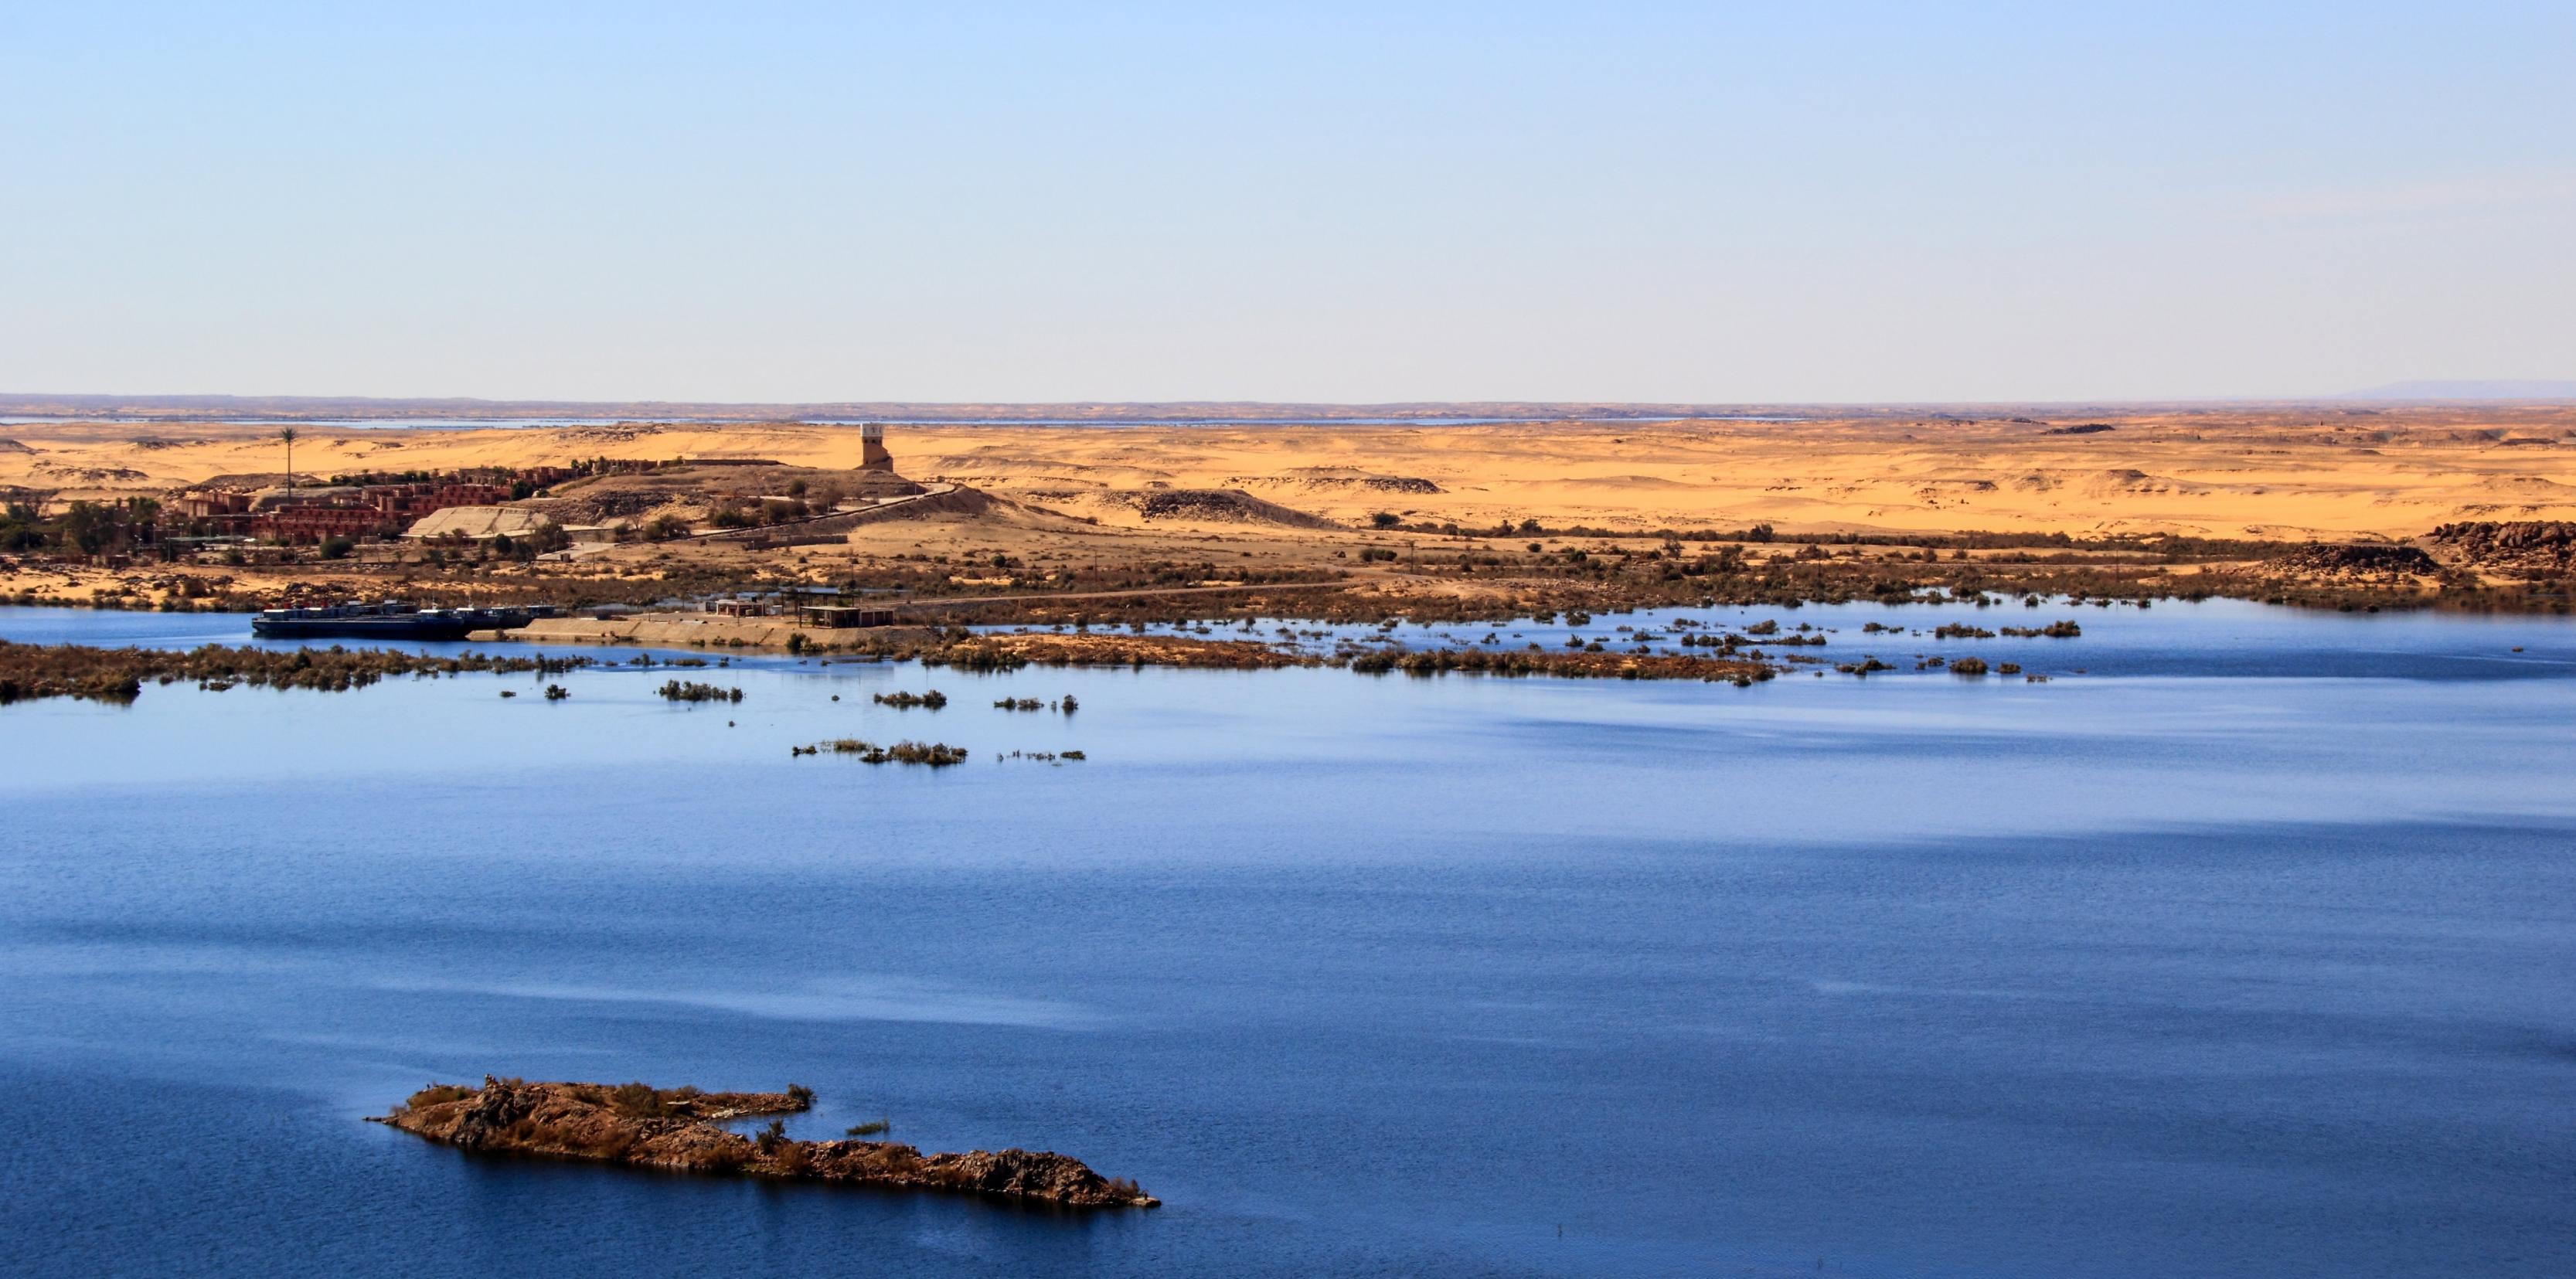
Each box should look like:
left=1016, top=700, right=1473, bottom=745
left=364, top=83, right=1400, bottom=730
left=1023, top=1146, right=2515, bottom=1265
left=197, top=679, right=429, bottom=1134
left=488, top=615, right=940, bottom=649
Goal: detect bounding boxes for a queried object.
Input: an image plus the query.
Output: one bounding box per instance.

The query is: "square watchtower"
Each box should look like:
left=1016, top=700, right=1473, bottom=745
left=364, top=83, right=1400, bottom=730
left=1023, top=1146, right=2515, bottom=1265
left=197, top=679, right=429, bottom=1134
left=859, top=422, right=893, bottom=472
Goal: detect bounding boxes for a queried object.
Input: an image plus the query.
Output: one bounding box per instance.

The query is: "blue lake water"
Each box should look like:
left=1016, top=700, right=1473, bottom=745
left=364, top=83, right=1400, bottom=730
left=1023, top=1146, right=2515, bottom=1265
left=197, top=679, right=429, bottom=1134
left=2, top=603, right=2571, bottom=1277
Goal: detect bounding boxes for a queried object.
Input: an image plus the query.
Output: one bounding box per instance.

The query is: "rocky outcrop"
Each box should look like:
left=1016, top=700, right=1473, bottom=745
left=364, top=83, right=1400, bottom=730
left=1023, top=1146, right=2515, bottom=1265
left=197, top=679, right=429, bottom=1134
left=30, top=463, right=151, bottom=481
left=1112, top=488, right=1342, bottom=529
left=689, top=484, right=989, bottom=546
left=374, top=1077, right=1157, bottom=1209
left=1226, top=468, right=1443, bottom=494
left=2428, top=521, right=2576, bottom=577
left=2269, top=543, right=2442, bottom=577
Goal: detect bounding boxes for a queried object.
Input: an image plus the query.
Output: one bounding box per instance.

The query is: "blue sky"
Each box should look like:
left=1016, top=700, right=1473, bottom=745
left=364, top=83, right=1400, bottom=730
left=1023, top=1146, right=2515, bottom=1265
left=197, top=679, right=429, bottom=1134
left=3, top=2, right=2569, bottom=402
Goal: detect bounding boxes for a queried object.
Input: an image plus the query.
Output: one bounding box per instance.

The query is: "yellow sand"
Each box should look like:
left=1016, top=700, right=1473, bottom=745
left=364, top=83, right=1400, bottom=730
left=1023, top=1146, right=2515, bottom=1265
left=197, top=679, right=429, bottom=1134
left=6, top=405, right=2573, bottom=541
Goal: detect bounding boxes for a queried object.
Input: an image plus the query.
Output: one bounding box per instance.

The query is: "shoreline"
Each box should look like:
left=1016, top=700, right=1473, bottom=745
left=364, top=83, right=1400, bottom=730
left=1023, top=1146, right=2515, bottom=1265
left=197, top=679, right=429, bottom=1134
left=5, top=556, right=2570, bottom=626
left=4, top=412, right=2568, bottom=634
left=11, top=587, right=2574, bottom=705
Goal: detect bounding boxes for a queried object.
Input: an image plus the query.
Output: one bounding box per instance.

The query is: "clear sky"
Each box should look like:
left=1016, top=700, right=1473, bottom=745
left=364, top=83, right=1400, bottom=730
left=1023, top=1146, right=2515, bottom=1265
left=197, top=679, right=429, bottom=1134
left=4, top=2, right=2570, bottom=403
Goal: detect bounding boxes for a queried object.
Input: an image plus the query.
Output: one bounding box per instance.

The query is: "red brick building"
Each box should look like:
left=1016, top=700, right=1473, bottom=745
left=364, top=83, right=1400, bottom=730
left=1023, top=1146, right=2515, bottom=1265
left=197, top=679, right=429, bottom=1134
left=253, top=505, right=383, bottom=542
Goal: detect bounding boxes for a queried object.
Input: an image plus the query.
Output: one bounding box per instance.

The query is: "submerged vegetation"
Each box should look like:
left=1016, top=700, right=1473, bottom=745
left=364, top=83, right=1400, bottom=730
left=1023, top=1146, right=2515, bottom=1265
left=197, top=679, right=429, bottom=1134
left=0, top=606, right=2092, bottom=712
left=0, top=639, right=594, bottom=706
left=793, top=738, right=970, bottom=766
left=993, top=694, right=1078, bottom=713
left=1349, top=645, right=1774, bottom=685
left=655, top=679, right=744, bottom=703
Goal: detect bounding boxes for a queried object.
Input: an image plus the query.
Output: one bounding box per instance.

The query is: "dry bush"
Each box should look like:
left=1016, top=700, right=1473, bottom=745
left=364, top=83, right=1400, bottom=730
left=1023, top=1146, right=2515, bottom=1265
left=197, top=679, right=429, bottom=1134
left=406, top=1083, right=474, bottom=1110
left=609, top=1081, right=672, bottom=1118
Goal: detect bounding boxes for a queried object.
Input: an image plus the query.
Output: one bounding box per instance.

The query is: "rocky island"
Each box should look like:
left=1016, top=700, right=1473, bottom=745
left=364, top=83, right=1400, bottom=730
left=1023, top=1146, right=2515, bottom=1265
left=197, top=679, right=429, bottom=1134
left=373, top=1077, right=1156, bottom=1209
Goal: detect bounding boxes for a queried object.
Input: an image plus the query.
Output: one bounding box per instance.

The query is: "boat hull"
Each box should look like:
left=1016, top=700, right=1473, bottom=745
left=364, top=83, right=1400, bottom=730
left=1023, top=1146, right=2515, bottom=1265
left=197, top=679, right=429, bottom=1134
left=250, top=609, right=536, bottom=642
left=252, top=617, right=478, bottom=641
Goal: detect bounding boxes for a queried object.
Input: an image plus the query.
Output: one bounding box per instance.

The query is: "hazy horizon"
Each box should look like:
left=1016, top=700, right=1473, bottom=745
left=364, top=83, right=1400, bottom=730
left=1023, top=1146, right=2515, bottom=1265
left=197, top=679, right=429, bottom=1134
left=5, top=4, right=2571, bottom=403
left=7, top=381, right=2576, bottom=417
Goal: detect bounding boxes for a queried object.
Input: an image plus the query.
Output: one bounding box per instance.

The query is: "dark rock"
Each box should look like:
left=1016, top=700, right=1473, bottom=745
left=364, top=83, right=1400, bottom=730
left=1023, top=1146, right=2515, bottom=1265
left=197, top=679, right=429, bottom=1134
left=375, top=1077, right=1155, bottom=1209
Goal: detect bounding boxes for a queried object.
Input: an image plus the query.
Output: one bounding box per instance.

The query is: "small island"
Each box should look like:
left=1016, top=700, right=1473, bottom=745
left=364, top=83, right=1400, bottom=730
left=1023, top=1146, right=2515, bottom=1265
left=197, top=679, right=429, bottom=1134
left=372, top=1076, right=1155, bottom=1209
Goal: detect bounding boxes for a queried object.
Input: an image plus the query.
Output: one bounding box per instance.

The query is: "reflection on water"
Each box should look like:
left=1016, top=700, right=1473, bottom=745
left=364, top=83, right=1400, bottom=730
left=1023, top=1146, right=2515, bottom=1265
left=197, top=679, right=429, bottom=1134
left=2, top=604, right=2572, bottom=1277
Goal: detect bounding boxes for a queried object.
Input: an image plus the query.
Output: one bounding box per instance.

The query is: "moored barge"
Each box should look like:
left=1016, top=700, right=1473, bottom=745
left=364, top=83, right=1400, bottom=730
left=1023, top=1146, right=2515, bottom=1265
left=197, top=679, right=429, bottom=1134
left=251, top=600, right=550, bottom=641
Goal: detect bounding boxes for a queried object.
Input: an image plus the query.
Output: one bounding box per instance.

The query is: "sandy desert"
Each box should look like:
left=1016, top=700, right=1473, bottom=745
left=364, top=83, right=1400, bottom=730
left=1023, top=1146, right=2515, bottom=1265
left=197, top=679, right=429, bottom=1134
left=9, top=403, right=2574, bottom=543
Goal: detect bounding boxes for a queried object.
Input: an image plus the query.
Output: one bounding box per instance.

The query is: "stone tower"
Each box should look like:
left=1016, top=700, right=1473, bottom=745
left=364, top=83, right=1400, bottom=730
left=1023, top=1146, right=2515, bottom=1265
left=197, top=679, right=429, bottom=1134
left=859, top=421, right=893, bottom=472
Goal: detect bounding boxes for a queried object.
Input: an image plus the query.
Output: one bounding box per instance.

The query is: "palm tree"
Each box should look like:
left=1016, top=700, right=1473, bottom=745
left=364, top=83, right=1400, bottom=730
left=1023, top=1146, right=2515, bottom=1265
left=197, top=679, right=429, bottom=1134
left=279, top=427, right=299, bottom=499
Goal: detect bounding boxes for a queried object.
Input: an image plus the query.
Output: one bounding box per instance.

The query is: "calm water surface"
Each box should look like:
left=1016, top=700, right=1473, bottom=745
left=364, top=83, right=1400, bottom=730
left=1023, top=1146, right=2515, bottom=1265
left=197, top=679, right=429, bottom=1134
left=2, top=604, right=2571, bottom=1277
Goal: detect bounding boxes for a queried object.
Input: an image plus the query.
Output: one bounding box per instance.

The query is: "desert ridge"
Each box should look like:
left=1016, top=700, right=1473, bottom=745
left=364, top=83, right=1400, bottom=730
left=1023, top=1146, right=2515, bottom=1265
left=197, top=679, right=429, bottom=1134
left=5, top=405, right=2572, bottom=542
